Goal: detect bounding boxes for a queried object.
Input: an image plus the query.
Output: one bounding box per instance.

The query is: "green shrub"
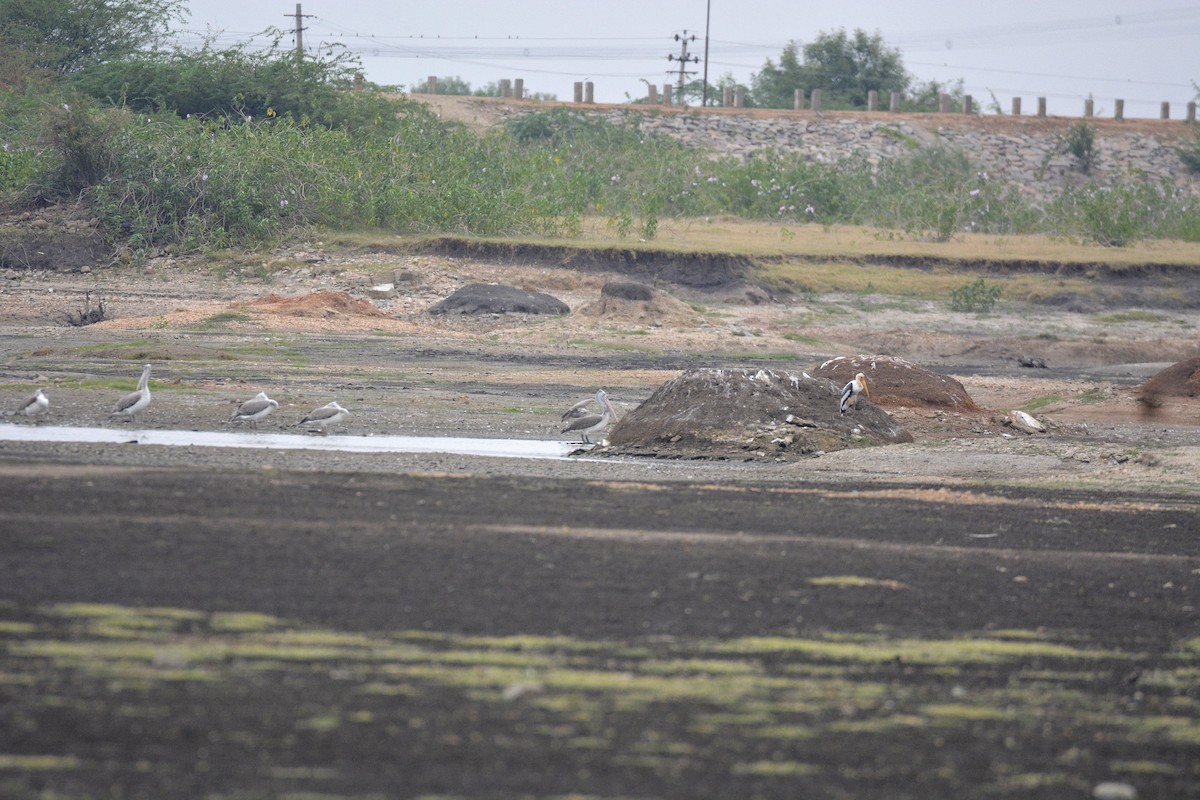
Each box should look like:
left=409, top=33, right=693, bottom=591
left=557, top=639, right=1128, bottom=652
left=950, top=277, right=1002, bottom=312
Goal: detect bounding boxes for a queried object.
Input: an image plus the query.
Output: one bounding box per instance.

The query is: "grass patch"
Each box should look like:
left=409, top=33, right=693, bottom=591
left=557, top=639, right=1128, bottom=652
left=1092, top=310, right=1170, bottom=324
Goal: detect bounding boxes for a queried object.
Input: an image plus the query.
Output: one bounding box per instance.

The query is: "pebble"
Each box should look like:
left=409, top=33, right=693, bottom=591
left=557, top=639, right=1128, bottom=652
left=1093, top=782, right=1138, bottom=800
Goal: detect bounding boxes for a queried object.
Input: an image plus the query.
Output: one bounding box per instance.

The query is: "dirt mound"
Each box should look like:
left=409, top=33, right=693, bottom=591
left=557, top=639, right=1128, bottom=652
left=249, top=291, right=389, bottom=318
left=603, top=367, right=911, bottom=461
left=577, top=282, right=704, bottom=328
left=1138, top=357, right=1200, bottom=402
left=813, top=354, right=979, bottom=411
left=428, top=283, right=569, bottom=315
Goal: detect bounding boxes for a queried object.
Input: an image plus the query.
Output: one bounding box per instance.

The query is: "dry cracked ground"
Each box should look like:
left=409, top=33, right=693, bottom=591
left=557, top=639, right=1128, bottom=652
left=1, top=228, right=1199, bottom=800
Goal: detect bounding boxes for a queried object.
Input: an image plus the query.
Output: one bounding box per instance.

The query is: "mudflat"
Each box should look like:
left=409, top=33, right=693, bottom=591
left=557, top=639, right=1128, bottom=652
left=1, top=234, right=1198, bottom=799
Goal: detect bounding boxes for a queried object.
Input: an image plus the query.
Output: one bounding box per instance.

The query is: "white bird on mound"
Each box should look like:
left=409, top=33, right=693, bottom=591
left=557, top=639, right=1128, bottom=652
left=230, top=391, right=279, bottom=430
left=296, top=401, right=349, bottom=434
left=15, top=388, right=50, bottom=423
left=839, top=372, right=870, bottom=415
left=561, top=389, right=616, bottom=444
left=110, top=364, right=152, bottom=424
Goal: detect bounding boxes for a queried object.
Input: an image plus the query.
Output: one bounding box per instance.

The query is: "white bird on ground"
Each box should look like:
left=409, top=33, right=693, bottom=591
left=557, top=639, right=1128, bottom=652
left=230, top=391, right=279, bottom=430
left=561, top=389, right=616, bottom=444
left=110, top=364, right=152, bottom=424
left=15, top=388, right=49, bottom=422
left=296, top=401, right=349, bottom=434
left=839, top=372, right=870, bottom=415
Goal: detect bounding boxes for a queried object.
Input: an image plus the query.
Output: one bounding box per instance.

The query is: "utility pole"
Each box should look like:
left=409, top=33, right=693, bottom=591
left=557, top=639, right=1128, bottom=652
left=286, top=3, right=312, bottom=60
left=702, top=0, right=712, bottom=107
left=667, top=31, right=699, bottom=105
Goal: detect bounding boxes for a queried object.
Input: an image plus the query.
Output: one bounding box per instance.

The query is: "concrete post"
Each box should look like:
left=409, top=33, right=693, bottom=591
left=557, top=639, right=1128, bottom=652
left=810, top=89, right=822, bottom=113
left=794, top=89, right=805, bottom=111
left=663, top=84, right=672, bottom=106
left=1188, top=101, right=1197, bottom=122
left=1012, top=97, right=1021, bottom=116
left=735, top=86, right=745, bottom=108
left=513, top=79, right=523, bottom=100
left=647, top=84, right=658, bottom=104
left=1084, top=98, right=1093, bottom=117
left=889, top=91, right=901, bottom=112
left=499, top=79, right=512, bottom=98
left=1114, top=99, right=1124, bottom=120
left=962, top=95, right=973, bottom=114
left=584, top=81, right=594, bottom=104
left=573, top=82, right=583, bottom=103
left=867, top=90, right=878, bottom=111
left=1037, top=97, right=1047, bottom=117
left=427, top=76, right=438, bottom=95
left=722, top=86, right=733, bottom=107
left=1161, top=101, right=1170, bottom=120
left=938, top=93, right=950, bottom=113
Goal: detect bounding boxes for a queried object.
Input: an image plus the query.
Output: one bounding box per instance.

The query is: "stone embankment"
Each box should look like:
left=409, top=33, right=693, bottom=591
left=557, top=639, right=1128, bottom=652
left=425, top=96, right=1199, bottom=202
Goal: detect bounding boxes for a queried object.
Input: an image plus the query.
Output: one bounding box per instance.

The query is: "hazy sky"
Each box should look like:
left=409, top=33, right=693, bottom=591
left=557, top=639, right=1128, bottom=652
left=174, top=1, right=1199, bottom=119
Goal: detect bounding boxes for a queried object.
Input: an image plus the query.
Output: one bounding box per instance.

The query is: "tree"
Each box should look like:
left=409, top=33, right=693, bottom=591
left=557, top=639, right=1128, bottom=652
left=752, top=29, right=909, bottom=109
left=0, top=0, right=187, bottom=75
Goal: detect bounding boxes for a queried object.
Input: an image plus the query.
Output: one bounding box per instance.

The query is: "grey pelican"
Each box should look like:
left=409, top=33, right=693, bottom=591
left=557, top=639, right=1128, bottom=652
left=839, top=372, right=870, bottom=415
left=110, top=364, right=152, bottom=424
left=561, top=397, right=598, bottom=423
left=15, top=388, right=49, bottom=422
left=296, top=401, right=349, bottom=434
left=230, top=391, right=279, bottom=430
left=561, top=389, right=616, bottom=444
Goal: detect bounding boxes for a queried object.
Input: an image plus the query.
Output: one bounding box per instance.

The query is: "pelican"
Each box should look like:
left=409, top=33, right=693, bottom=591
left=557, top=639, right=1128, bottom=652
left=296, top=401, right=349, bottom=434
left=561, top=389, right=616, bottom=444
left=110, top=364, right=152, bottom=424
left=561, top=397, right=598, bottom=423
left=15, top=388, right=49, bottom=422
left=230, top=391, right=279, bottom=430
left=839, top=372, right=870, bottom=415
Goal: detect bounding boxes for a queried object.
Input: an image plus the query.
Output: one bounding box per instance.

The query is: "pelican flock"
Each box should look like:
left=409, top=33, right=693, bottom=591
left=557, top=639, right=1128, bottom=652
left=561, top=389, right=616, bottom=444
left=230, top=392, right=279, bottom=430
left=110, top=364, right=153, bottom=424
left=296, top=401, right=349, bottom=434
left=15, top=388, right=49, bottom=422
left=839, top=372, right=870, bottom=415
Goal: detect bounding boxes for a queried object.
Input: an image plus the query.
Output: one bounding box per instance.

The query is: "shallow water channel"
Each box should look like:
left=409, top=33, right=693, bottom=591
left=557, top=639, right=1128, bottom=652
left=0, top=423, right=581, bottom=460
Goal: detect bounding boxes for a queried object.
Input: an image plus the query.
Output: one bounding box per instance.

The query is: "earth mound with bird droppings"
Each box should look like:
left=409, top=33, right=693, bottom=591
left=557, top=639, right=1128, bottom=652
left=812, top=354, right=980, bottom=411
left=600, top=367, right=912, bottom=462
left=427, top=283, right=569, bottom=316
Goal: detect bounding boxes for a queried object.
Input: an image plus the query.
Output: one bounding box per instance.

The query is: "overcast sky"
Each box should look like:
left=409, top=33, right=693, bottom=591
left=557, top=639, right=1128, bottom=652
left=173, top=1, right=1199, bottom=119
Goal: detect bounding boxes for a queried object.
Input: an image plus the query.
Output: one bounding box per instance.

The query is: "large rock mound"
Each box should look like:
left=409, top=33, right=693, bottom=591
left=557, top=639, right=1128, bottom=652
left=812, top=354, right=979, bottom=411
left=428, top=283, right=568, bottom=316
left=602, top=368, right=911, bottom=461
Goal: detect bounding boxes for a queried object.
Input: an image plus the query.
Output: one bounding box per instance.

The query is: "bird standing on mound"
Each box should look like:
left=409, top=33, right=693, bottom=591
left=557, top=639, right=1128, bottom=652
left=15, top=388, right=50, bottom=423
left=230, top=391, right=279, bottom=430
left=111, top=364, right=152, bottom=424
left=561, top=389, right=616, bottom=444
left=839, top=372, right=870, bottom=415
left=296, top=401, right=349, bottom=434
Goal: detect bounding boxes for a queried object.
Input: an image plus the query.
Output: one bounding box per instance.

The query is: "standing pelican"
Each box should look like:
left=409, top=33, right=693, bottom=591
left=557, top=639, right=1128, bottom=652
left=839, top=372, right=870, bottom=415
left=296, top=401, right=349, bottom=434
left=15, top=388, right=49, bottom=423
left=230, top=391, right=279, bottom=430
left=110, top=364, right=152, bottom=424
left=561, top=389, right=616, bottom=444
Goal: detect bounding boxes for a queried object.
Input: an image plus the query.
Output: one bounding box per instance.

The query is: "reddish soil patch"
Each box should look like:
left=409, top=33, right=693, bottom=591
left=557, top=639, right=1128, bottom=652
left=249, top=290, right=390, bottom=318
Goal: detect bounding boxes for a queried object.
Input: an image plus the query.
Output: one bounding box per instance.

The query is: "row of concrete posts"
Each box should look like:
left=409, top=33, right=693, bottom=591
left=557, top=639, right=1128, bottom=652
left=424, top=76, right=1198, bottom=121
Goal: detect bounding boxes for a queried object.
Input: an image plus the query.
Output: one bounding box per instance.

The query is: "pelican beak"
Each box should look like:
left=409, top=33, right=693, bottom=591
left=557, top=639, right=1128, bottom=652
left=861, top=375, right=870, bottom=399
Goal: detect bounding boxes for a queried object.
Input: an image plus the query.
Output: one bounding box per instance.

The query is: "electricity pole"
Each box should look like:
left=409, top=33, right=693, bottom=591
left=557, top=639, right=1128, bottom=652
left=667, top=31, right=699, bottom=105
left=286, top=3, right=312, bottom=60
left=702, top=0, right=712, bottom=106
